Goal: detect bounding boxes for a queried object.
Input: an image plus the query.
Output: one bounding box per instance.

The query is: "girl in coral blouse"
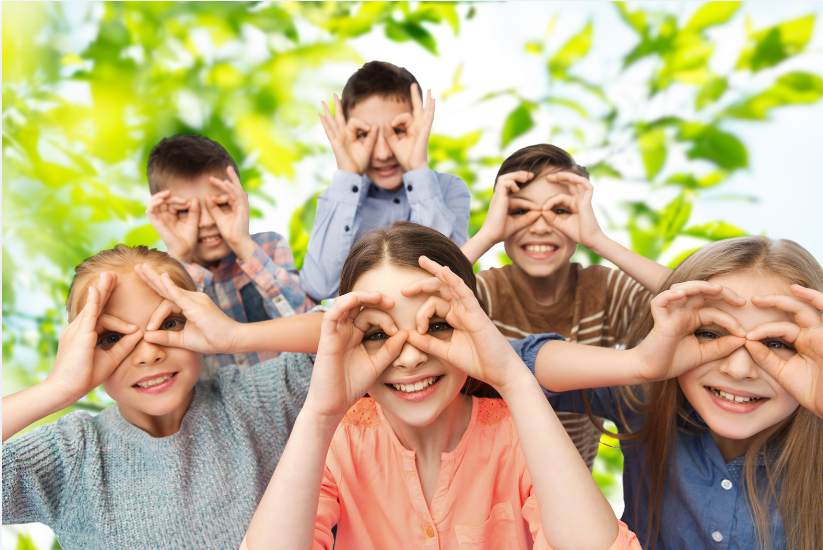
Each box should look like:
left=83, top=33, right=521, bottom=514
left=240, top=222, right=640, bottom=550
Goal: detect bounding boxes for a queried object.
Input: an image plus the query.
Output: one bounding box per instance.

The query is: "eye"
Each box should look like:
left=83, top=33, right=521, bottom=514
left=96, top=333, right=123, bottom=349
left=427, top=321, right=452, bottom=334
left=218, top=203, right=231, bottom=210
left=160, top=317, right=186, bottom=331
left=694, top=329, right=720, bottom=340
left=176, top=209, right=189, bottom=218
left=763, top=339, right=795, bottom=352
left=364, top=330, right=389, bottom=342
left=356, top=131, right=368, bottom=140
left=509, top=208, right=530, bottom=217
left=552, top=206, right=571, bottom=215
left=393, top=127, right=406, bottom=136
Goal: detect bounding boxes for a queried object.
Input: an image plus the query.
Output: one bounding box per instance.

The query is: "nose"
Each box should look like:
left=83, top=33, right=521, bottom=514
left=718, top=347, right=759, bottom=381
left=198, top=198, right=215, bottom=228
left=373, top=127, right=394, bottom=162
left=391, top=341, right=428, bottom=371
left=131, top=339, right=167, bottom=367
left=529, top=214, right=553, bottom=234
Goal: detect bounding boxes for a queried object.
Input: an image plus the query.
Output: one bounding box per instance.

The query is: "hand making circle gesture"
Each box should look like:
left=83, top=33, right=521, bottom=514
left=540, top=171, right=604, bottom=250
left=480, top=171, right=543, bottom=243
left=305, top=292, right=408, bottom=420
left=634, top=281, right=748, bottom=382
left=146, top=190, right=200, bottom=263
left=383, top=83, right=435, bottom=172
left=48, top=271, right=143, bottom=404
left=401, top=256, right=525, bottom=392
left=318, top=94, right=378, bottom=175
left=745, top=285, right=823, bottom=418
left=206, top=166, right=253, bottom=253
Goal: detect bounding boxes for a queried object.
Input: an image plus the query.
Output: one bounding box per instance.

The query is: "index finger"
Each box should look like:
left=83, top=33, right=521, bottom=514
left=496, top=171, right=534, bottom=188
left=545, top=171, right=593, bottom=191
left=409, top=83, right=424, bottom=115
left=751, top=294, right=822, bottom=328
left=790, top=284, right=823, bottom=312
left=146, top=299, right=182, bottom=332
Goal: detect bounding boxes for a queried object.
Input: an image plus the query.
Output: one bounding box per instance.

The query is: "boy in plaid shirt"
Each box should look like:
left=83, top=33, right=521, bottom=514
left=146, top=134, right=315, bottom=378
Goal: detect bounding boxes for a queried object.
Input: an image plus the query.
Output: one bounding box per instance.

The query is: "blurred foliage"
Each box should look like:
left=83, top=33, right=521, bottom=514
left=3, top=1, right=823, bottom=546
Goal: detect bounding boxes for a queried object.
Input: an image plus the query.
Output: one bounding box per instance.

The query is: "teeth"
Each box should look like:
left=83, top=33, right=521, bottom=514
left=524, top=244, right=557, bottom=254
left=711, top=388, right=760, bottom=404
left=391, top=376, right=439, bottom=393
left=201, top=236, right=220, bottom=243
left=137, top=374, right=172, bottom=388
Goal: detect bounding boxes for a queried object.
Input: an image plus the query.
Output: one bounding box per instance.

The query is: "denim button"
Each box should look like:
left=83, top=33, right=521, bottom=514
left=711, top=531, right=723, bottom=542
left=721, top=479, right=732, bottom=490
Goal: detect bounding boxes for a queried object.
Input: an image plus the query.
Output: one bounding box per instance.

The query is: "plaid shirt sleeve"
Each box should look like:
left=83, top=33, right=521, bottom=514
left=237, top=232, right=316, bottom=317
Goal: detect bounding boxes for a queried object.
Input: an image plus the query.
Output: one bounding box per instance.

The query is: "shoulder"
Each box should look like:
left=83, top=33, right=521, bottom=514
left=474, top=398, right=512, bottom=427
left=433, top=170, right=470, bottom=195
left=216, top=353, right=315, bottom=395
left=250, top=231, right=288, bottom=246
left=4, top=410, right=102, bottom=460
left=476, top=265, right=515, bottom=297
left=340, top=398, right=382, bottom=429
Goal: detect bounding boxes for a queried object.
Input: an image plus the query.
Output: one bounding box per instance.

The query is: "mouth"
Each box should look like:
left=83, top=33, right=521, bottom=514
left=133, top=372, right=179, bottom=394
left=372, top=163, right=400, bottom=178
left=386, top=375, right=443, bottom=402
left=521, top=243, right=559, bottom=258
left=199, top=235, right=223, bottom=247
left=705, top=386, right=768, bottom=412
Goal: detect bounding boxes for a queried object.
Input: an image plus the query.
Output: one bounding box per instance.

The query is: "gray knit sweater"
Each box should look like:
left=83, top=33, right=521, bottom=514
left=2, top=352, right=314, bottom=549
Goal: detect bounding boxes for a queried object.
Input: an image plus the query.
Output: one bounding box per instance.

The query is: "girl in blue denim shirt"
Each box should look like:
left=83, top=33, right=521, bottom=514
left=519, top=236, right=823, bottom=550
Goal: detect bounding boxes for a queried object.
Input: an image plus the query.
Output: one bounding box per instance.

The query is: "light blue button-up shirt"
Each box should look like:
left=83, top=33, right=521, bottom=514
left=299, top=167, right=471, bottom=302
left=512, top=334, right=786, bottom=550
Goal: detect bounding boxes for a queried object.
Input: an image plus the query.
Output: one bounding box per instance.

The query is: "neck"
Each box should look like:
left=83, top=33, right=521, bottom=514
left=710, top=423, right=779, bottom=463
left=383, top=393, right=473, bottom=459
left=118, top=388, right=195, bottom=438
left=509, top=261, right=573, bottom=306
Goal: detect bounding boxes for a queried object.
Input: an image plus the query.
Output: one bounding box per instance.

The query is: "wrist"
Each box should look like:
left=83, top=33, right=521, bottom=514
left=40, top=378, right=82, bottom=411
left=232, top=235, right=257, bottom=262
left=299, top=404, right=345, bottom=433
left=584, top=231, right=611, bottom=256
left=408, top=156, right=428, bottom=171
left=168, top=247, right=193, bottom=264
left=493, top=362, right=539, bottom=401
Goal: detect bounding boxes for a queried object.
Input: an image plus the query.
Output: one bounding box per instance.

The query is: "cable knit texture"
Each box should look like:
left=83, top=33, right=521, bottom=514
left=2, top=352, right=314, bottom=550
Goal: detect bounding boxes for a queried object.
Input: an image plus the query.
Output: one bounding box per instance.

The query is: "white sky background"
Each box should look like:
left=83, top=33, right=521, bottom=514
left=252, top=1, right=823, bottom=266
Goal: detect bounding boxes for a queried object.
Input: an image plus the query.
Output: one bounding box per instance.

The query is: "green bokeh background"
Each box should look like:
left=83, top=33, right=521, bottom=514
left=3, top=2, right=822, bottom=547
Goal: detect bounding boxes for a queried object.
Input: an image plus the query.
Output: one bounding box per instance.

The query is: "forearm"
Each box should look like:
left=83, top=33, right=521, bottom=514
left=245, top=410, right=340, bottom=550
left=234, top=312, right=323, bottom=354
left=588, top=234, right=671, bottom=293
left=2, top=382, right=74, bottom=442
left=499, top=371, right=618, bottom=550
left=461, top=232, right=495, bottom=265
left=534, top=341, right=645, bottom=392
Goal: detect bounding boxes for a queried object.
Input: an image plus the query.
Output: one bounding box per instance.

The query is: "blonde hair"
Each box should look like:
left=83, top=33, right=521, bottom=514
left=590, top=237, right=823, bottom=550
left=66, top=245, right=196, bottom=321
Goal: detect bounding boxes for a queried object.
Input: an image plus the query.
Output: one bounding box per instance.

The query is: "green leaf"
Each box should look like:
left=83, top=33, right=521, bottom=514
left=723, top=72, right=823, bottom=120
left=546, top=97, right=588, bottom=117
left=676, top=123, right=748, bottom=171
left=548, top=21, right=593, bottom=78
left=638, top=128, right=667, bottom=180
left=288, top=192, right=321, bottom=271
left=614, top=2, right=648, bottom=36
left=442, top=63, right=466, bottom=100
left=736, top=14, right=815, bottom=72
left=586, top=162, right=622, bottom=179
left=15, top=533, right=37, bottom=550
left=667, top=247, right=703, bottom=269
left=684, top=2, right=741, bottom=33
left=695, top=76, right=728, bottom=109
left=123, top=223, right=160, bottom=248
left=500, top=104, right=535, bottom=148
left=385, top=19, right=438, bottom=55
left=682, top=221, right=748, bottom=241
left=660, top=192, right=693, bottom=241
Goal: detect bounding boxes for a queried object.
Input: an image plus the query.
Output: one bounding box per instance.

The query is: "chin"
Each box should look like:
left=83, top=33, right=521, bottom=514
left=195, top=243, right=231, bottom=265
left=368, top=172, right=404, bottom=192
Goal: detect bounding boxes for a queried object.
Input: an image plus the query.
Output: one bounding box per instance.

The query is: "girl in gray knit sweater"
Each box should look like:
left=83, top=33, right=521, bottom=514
left=2, top=245, right=321, bottom=549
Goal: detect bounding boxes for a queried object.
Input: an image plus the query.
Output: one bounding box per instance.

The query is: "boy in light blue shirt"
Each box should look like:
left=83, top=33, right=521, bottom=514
left=300, top=61, right=470, bottom=302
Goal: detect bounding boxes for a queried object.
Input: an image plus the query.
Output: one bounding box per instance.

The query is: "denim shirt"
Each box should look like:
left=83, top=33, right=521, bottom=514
left=512, top=334, right=786, bottom=550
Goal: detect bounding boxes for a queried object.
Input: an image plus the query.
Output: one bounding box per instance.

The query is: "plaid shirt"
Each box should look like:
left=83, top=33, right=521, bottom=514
left=182, top=232, right=316, bottom=378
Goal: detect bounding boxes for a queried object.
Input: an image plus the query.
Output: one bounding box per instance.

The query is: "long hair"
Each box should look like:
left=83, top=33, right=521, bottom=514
left=67, top=244, right=196, bottom=321
left=339, top=222, right=497, bottom=398
left=591, top=237, right=823, bottom=550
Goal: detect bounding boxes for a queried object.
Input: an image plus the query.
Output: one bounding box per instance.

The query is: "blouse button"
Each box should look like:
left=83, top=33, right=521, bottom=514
left=425, top=526, right=435, bottom=538
left=721, top=479, right=732, bottom=490
left=711, top=531, right=723, bottom=542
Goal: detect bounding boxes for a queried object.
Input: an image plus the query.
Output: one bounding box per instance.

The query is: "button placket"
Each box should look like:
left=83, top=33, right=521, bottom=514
left=711, top=531, right=723, bottom=542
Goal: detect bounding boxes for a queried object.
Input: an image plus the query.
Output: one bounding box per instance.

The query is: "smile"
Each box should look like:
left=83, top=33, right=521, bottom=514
left=390, top=376, right=441, bottom=393
left=133, top=372, right=179, bottom=394
left=199, top=235, right=222, bottom=244
left=523, top=244, right=557, bottom=254
left=709, top=387, right=764, bottom=404
left=386, top=375, right=443, bottom=402
left=373, top=164, right=399, bottom=176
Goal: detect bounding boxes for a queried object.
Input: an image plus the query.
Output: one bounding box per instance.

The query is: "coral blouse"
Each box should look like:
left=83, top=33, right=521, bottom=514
left=288, top=397, right=639, bottom=550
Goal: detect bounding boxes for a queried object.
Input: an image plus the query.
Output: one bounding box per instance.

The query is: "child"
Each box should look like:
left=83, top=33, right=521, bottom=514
left=146, top=134, right=314, bottom=377
left=515, top=236, right=823, bottom=550
left=2, top=245, right=321, bottom=549
left=462, top=143, right=672, bottom=468
left=300, top=61, right=471, bottom=302
left=241, top=223, right=641, bottom=550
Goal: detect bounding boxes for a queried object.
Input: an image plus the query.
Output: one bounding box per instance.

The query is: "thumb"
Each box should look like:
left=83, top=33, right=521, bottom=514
left=382, top=123, right=400, bottom=151
left=699, top=336, right=746, bottom=365
left=369, top=330, right=408, bottom=372
left=144, top=329, right=186, bottom=349
left=406, top=331, right=449, bottom=360
left=744, top=340, right=787, bottom=378
left=99, top=330, right=143, bottom=376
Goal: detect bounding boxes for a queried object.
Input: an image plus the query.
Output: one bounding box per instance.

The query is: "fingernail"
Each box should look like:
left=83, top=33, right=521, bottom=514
left=391, top=325, right=398, bottom=334
left=417, top=325, right=423, bottom=334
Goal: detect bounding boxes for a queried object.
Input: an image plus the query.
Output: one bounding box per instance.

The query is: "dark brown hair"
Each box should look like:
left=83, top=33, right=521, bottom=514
left=340, top=222, right=497, bottom=398
left=589, top=236, right=823, bottom=550
left=146, top=134, right=239, bottom=194
left=341, top=61, right=423, bottom=119
left=67, top=245, right=196, bottom=321
left=496, top=144, right=589, bottom=188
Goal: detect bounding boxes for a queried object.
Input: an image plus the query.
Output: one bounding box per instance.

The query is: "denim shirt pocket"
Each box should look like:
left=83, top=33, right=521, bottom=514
left=454, top=501, right=522, bottom=550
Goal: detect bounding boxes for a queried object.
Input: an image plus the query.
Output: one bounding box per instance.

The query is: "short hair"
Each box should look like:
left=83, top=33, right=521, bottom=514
left=146, top=134, right=239, bottom=194
left=66, top=245, right=196, bottom=322
left=339, top=222, right=497, bottom=399
left=495, top=144, right=589, bottom=188
left=341, top=61, right=423, bottom=119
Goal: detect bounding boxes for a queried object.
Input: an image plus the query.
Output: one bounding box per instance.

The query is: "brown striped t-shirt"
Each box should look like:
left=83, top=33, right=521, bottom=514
left=476, top=263, right=653, bottom=469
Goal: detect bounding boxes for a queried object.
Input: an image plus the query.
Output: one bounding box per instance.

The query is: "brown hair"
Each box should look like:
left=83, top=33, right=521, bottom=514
left=496, top=144, right=589, bottom=188
left=67, top=245, right=197, bottom=321
left=340, top=222, right=497, bottom=398
left=593, top=237, right=823, bottom=550
left=341, top=61, right=423, bottom=119
left=146, top=134, right=239, bottom=194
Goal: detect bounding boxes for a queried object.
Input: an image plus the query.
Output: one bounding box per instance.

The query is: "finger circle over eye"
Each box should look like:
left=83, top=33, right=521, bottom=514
left=415, top=295, right=452, bottom=334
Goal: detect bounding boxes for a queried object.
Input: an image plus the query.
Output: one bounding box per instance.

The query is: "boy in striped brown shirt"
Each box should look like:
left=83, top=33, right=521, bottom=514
left=462, top=144, right=672, bottom=469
